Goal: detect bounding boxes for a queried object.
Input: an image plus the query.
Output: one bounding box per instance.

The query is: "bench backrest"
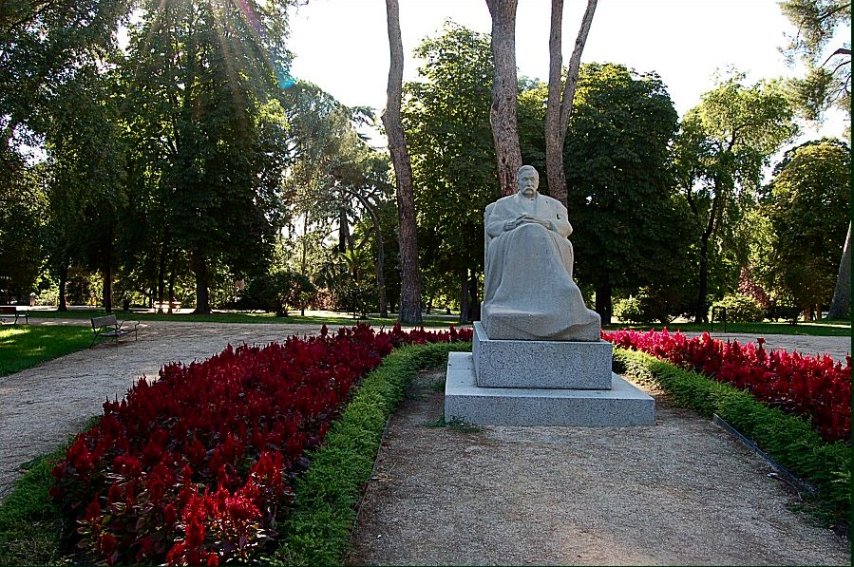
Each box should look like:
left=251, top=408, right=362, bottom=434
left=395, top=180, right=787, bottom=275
left=0, top=306, right=16, bottom=314
left=91, top=314, right=118, bottom=329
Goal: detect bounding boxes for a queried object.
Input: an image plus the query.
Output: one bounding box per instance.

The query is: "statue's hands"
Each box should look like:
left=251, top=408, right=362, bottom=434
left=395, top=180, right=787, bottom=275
left=505, top=215, right=554, bottom=231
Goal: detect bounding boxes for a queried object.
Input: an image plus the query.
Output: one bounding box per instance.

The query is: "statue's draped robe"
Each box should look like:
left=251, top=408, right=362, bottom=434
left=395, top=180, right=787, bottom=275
left=482, top=193, right=600, bottom=341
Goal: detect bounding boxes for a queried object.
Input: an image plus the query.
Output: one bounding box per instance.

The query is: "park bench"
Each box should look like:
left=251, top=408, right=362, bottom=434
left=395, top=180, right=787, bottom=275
left=0, top=306, right=28, bottom=325
left=90, top=314, right=139, bottom=346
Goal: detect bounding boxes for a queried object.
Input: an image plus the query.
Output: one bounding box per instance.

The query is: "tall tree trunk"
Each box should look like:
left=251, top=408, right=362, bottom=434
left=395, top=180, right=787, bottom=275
left=486, top=0, right=522, bottom=196
left=827, top=220, right=850, bottom=319
left=102, top=229, right=113, bottom=313
left=545, top=0, right=597, bottom=207
left=157, top=240, right=167, bottom=314
left=595, top=282, right=612, bottom=324
left=383, top=0, right=422, bottom=324
left=192, top=250, right=210, bottom=314
left=459, top=268, right=470, bottom=325
left=695, top=235, right=710, bottom=324
left=58, top=258, right=69, bottom=311
left=468, top=268, right=481, bottom=321
left=693, top=180, right=724, bottom=323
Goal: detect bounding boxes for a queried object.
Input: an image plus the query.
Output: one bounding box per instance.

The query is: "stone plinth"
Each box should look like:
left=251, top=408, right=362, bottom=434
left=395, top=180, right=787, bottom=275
left=473, top=322, right=612, bottom=390
left=444, top=353, right=655, bottom=427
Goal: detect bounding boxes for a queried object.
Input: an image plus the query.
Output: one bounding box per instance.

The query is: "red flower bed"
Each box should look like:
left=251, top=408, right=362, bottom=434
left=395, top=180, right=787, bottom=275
left=602, top=329, right=851, bottom=443
left=51, top=323, right=471, bottom=566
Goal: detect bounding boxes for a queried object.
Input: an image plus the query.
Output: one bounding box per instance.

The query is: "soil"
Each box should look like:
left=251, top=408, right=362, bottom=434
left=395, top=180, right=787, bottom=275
left=346, top=370, right=851, bottom=566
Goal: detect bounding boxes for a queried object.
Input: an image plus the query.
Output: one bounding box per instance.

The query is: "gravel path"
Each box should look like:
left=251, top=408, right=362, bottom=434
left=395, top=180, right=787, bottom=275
left=347, top=371, right=851, bottom=566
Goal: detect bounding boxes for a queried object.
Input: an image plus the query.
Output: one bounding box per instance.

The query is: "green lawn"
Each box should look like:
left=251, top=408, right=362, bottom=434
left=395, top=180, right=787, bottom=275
left=28, top=309, right=462, bottom=328
left=603, top=320, right=851, bottom=337
left=0, top=326, right=92, bottom=377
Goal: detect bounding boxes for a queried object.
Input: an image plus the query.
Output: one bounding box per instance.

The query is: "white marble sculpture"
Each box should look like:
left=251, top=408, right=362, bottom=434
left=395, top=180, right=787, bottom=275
left=481, top=165, right=600, bottom=341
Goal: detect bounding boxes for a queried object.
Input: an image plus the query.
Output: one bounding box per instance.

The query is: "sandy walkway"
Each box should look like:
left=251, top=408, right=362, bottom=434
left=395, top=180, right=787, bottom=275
left=347, top=371, right=850, bottom=566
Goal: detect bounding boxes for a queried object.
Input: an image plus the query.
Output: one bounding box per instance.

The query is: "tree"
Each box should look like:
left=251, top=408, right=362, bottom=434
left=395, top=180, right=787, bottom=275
left=779, top=0, right=851, bottom=317
left=485, top=0, right=522, bottom=196
left=0, top=0, right=133, bottom=307
left=763, top=138, right=850, bottom=317
left=673, top=73, right=797, bottom=322
left=561, top=63, right=689, bottom=321
left=383, top=0, right=422, bottom=323
left=402, top=22, right=497, bottom=323
left=544, top=0, right=597, bottom=207
left=780, top=0, right=851, bottom=124
left=123, top=0, right=293, bottom=313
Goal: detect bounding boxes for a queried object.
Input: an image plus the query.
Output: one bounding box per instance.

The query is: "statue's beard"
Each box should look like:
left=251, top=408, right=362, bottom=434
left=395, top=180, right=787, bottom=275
left=521, top=187, right=536, bottom=197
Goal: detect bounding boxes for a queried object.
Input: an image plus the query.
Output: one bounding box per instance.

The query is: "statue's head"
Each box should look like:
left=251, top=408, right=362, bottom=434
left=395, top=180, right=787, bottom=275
left=516, top=165, right=539, bottom=198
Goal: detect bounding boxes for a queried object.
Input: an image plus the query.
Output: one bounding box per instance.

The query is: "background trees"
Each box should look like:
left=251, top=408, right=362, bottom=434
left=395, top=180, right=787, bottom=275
left=562, top=63, right=689, bottom=322
left=760, top=139, right=850, bottom=317
left=673, top=73, right=797, bottom=322
left=403, top=23, right=497, bottom=322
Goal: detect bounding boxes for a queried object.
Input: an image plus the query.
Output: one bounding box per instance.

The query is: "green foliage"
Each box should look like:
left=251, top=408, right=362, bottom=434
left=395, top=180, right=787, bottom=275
left=0, top=326, right=92, bottom=377
left=122, top=0, right=296, bottom=312
left=614, top=348, right=851, bottom=524
left=673, top=72, right=798, bottom=320
left=762, top=139, right=850, bottom=311
left=403, top=22, right=497, bottom=288
left=613, top=296, right=644, bottom=324
left=614, top=286, right=687, bottom=324
left=562, top=64, right=691, bottom=302
left=709, top=294, right=765, bottom=322
left=239, top=270, right=316, bottom=316
left=780, top=0, right=851, bottom=124
left=271, top=342, right=468, bottom=566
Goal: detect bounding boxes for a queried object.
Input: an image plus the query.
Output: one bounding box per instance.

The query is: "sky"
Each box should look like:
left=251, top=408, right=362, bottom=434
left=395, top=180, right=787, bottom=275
left=286, top=0, right=849, bottom=145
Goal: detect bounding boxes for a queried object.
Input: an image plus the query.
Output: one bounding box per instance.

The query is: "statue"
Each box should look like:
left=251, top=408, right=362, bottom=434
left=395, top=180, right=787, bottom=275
left=481, top=165, right=600, bottom=341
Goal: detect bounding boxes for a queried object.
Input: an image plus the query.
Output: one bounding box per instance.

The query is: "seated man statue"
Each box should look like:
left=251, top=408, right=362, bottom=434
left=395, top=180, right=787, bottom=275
left=481, top=165, right=600, bottom=341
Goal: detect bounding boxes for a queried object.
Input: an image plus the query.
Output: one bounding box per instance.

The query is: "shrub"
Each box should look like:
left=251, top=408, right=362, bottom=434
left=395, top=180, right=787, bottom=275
left=603, top=329, right=851, bottom=443
left=613, top=296, right=645, bottom=324
left=709, top=294, right=764, bottom=322
left=238, top=271, right=316, bottom=316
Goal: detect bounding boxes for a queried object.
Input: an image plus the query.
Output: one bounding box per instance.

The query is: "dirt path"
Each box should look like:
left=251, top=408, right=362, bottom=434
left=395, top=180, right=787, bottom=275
left=347, top=371, right=850, bottom=566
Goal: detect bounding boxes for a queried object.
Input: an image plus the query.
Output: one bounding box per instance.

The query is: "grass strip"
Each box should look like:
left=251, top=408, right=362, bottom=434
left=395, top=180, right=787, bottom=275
left=28, top=310, right=462, bottom=328
left=614, top=347, right=852, bottom=526
left=0, top=326, right=92, bottom=377
left=271, top=342, right=469, bottom=566
left=0, top=450, right=68, bottom=566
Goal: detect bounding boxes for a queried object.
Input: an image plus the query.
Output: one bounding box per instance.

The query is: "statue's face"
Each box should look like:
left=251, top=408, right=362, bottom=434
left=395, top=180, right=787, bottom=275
left=518, top=169, right=538, bottom=197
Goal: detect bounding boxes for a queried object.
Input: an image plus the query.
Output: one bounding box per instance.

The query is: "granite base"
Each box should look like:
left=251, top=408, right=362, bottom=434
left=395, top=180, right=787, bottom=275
left=445, top=352, right=655, bottom=427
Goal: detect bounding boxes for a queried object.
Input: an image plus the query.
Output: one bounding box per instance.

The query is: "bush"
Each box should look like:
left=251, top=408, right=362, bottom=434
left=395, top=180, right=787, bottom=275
left=603, top=329, right=851, bottom=443
left=613, top=296, right=645, bottom=324
left=709, top=294, right=764, bottom=322
left=613, top=287, right=682, bottom=325
left=238, top=271, right=316, bottom=316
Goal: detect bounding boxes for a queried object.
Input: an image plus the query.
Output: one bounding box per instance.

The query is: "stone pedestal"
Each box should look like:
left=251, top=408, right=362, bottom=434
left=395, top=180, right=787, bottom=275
left=444, top=324, right=655, bottom=427
left=473, top=322, right=612, bottom=389
left=445, top=353, right=655, bottom=427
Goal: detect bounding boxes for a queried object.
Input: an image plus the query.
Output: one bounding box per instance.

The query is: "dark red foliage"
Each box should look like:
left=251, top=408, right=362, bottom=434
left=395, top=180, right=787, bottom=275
left=52, top=323, right=470, bottom=566
left=602, top=329, right=851, bottom=443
